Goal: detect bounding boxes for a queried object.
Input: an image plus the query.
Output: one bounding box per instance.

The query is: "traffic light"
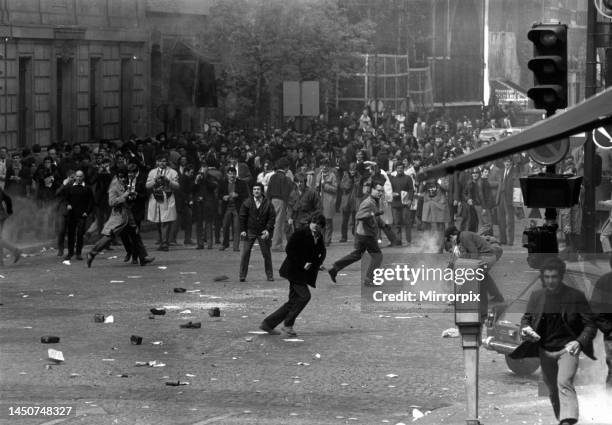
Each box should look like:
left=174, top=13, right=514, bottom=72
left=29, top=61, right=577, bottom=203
left=527, top=23, right=567, bottom=113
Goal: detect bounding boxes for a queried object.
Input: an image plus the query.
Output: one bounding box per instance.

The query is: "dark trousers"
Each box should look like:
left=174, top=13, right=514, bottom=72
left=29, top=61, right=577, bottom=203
left=91, top=235, right=112, bottom=256
left=333, top=235, right=382, bottom=284
left=171, top=206, right=193, bottom=243
left=66, top=215, right=86, bottom=256
left=221, top=207, right=240, bottom=251
left=324, top=218, right=333, bottom=245
left=391, top=206, right=411, bottom=243
left=239, top=235, right=273, bottom=280
left=263, top=281, right=311, bottom=328
left=120, top=225, right=148, bottom=262
left=156, top=222, right=172, bottom=249
left=539, top=349, right=580, bottom=422
left=340, top=210, right=355, bottom=240
left=497, top=198, right=515, bottom=245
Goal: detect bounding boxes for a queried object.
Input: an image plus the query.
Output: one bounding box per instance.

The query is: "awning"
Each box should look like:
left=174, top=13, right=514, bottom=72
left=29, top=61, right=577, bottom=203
left=419, top=87, right=612, bottom=180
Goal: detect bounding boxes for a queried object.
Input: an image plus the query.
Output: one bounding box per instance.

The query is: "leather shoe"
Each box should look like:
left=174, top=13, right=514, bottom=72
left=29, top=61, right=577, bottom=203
left=328, top=268, right=337, bottom=283
left=86, top=253, right=94, bottom=268
left=281, top=326, right=297, bottom=336
left=140, top=256, right=155, bottom=266
left=267, top=277, right=274, bottom=282
left=239, top=278, right=245, bottom=282
left=259, top=322, right=280, bottom=335
left=196, top=245, right=204, bottom=250
left=131, top=258, right=139, bottom=265
left=124, top=253, right=132, bottom=262
left=63, top=254, right=72, bottom=261
left=14, top=249, right=22, bottom=264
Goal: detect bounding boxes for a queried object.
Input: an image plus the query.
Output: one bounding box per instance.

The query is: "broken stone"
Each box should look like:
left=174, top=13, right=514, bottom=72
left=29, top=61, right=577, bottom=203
left=441, top=327, right=460, bottom=338
left=173, top=288, right=186, bottom=293
left=48, top=349, right=64, bottom=362
left=150, top=308, right=166, bottom=315
left=104, top=315, right=114, bottom=323
left=213, top=275, right=229, bottom=282
left=208, top=307, right=221, bottom=317
left=41, top=336, right=60, bottom=344
left=130, top=335, right=143, bottom=345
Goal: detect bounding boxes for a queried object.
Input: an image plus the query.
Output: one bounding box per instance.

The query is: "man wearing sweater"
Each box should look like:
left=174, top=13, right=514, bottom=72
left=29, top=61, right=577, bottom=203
left=328, top=181, right=384, bottom=286
left=389, top=162, right=414, bottom=245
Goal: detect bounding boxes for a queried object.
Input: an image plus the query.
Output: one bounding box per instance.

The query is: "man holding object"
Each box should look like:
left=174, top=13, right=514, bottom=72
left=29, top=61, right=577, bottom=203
left=260, top=213, right=326, bottom=336
left=510, top=257, right=597, bottom=425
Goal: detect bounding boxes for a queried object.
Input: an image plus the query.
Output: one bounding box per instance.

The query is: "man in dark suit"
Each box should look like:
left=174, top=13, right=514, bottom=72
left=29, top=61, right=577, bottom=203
left=218, top=167, right=248, bottom=252
left=510, top=257, right=597, bottom=425
left=493, top=157, right=516, bottom=245
left=259, top=213, right=326, bottom=336
left=57, top=169, right=94, bottom=260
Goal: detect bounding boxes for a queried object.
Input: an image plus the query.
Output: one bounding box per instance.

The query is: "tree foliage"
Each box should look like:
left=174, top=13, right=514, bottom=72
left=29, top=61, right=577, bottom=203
left=201, top=0, right=375, bottom=126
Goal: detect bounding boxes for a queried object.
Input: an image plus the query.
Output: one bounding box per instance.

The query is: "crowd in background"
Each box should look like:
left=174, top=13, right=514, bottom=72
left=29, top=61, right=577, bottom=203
left=0, top=105, right=601, bottom=261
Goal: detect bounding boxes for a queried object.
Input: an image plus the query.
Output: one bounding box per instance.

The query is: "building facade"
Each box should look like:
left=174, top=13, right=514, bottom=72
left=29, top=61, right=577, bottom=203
left=0, top=0, right=212, bottom=150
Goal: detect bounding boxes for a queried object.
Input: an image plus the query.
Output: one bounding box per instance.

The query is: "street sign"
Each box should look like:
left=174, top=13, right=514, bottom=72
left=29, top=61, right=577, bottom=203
left=528, top=138, right=569, bottom=165
left=592, top=124, right=612, bottom=149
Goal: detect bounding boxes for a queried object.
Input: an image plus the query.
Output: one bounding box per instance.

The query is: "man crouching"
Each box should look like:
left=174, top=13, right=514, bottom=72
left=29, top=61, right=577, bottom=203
left=259, top=213, right=326, bottom=336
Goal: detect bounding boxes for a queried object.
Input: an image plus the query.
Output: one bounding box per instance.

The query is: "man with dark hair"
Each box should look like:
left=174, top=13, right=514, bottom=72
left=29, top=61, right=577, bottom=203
left=266, top=157, right=293, bottom=251
left=0, top=188, right=22, bottom=265
left=238, top=182, right=276, bottom=282
left=193, top=155, right=223, bottom=249
left=57, top=169, right=94, bottom=261
left=288, top=173, right=320, bottom=233
left=146, top=154, right=179, bottom=251
left=218, top=167, right=248, bottom=251
left=327, top=181, right=384, bottom=286
left=444, top=225, right=505, bottom=303
left=260, top=213, right=326, bottom=336
left=510, top=257, right=597, bottom=425
left=590, top=255, right=612, bottom=389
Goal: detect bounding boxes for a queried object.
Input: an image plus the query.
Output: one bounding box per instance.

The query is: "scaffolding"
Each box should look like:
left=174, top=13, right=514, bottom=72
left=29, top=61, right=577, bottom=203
left=336, top=53, right=433, bottom=114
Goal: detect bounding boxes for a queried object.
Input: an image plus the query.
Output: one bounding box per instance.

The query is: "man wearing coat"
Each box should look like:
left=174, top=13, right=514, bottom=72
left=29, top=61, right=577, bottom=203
left=218, top=167, right=248, bottom=252
left=238, top=182, right=276, bottom=282
left=146, top=154, right=179, bottom=251
left=57, top=169, right=94, bottom=261
left=590, top=256, right=612, bottom=389
left=315, top=158, right=337, bottom=246
left=259, top=213, right=326, bottom=336
left=510, top=257, right=597, bottom=425
left=389, top=162, right=414, bottom=245
left=491, top=157, right=516, bottom=245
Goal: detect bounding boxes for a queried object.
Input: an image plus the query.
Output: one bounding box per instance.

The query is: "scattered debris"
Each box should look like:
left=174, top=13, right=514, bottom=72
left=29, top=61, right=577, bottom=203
left=107, top=256, right=118, bottom=260
left=130, top=335, right=143, bottom=345
left=412, top=409, right=425, bottom=420
left=135, top=360, right=166, bottom=367
left=186, top=289, right=200, bottom=293
left=245, top=337, right=253, bottom=342
left=283, top=338, right=304, bottom=342
left=109, top=280, right=125, bottom=283
left=385, top=374, right=399, bottom=378
left=208, top=307, right=221, bottom=317
left=179, top=309, right=192, bottom=314
left=62, top=260, right=71, bottom=266
left=165, top=381, right=189, bottom=386
left=441, top=328, right=460, bottom=338
left=297, top=362, right=310, bottom=366
left=48, top=349, right=64, bottom=363
left=151, top=341, right=163, bottom=345
left=180, top=321, right=201, bottom=329
left=179, top=272, right=197, bottom=275
left=158, top=266, right=167, bottom=270
left=104, top=315, right=114, bottom=323
left=94, top=314, right=105, bottom=323
left=213, top=275, right=229, bottom=282
left=313, top=353, right=321, bottom=359
left=150, top=308, right=166, bottom=315
left=41, top=336, right=60, bottom=344
left=102, top=358, right=115, bottom=362
left=173, top=288, right=186, bottom=293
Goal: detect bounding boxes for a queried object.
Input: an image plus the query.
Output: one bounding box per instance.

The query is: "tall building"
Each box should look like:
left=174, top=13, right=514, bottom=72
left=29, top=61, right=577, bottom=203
left=0, top=0, right=214, bottom=150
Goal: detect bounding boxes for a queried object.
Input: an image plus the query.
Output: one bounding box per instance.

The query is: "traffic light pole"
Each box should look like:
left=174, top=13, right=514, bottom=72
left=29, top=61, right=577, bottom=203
left=545, top=111, right=557, bottom=224
left=582, top=0, right=598, bottom=254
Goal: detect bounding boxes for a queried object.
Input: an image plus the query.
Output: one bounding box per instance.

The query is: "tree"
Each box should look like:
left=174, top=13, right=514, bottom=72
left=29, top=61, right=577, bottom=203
left=201, top=0, right=374, bottom=127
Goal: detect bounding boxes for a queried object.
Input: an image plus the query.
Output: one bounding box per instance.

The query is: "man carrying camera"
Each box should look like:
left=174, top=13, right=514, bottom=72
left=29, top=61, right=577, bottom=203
left=146, top=154, right=179, bottom=251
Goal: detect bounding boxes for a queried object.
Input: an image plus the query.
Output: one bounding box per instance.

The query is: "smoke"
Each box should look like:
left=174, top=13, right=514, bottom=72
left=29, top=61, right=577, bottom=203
left=413, top=231, right=443, bottom=254
left=577, top=333, right=612, bottom=424
left=1, top=197, right=60, bottom=247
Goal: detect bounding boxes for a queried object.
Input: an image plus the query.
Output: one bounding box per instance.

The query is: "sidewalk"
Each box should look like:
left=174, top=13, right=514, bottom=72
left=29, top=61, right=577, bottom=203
left=418, top=385, right=612, bottom=425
